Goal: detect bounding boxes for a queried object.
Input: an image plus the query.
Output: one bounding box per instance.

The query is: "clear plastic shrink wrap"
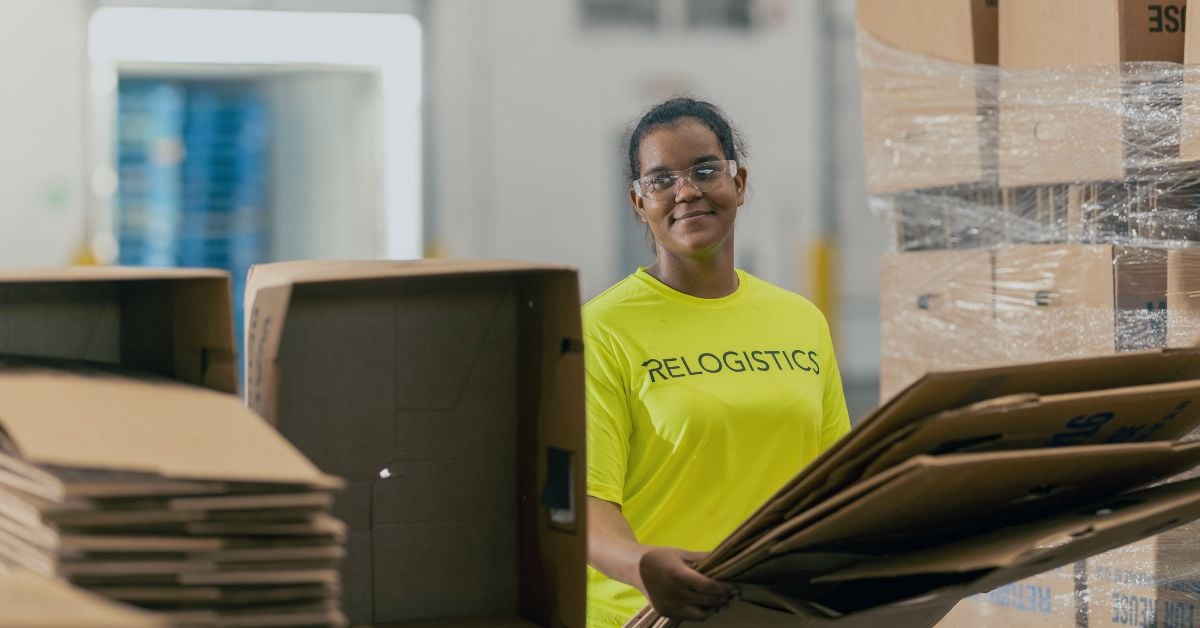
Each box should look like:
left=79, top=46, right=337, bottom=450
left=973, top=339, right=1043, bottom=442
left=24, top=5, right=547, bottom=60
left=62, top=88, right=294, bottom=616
left=860, top=17, right=1200, bottom=627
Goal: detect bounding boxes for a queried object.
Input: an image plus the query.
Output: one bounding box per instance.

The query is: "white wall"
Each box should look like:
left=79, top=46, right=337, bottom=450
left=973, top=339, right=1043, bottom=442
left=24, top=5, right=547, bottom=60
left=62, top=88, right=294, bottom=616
left=0, top=1, right=89, bottom=266
left=265, top=71, right=386, bottom=261
left=0, top=1, right=886, bottom=399
left=429, top=1, right=826, bottom=301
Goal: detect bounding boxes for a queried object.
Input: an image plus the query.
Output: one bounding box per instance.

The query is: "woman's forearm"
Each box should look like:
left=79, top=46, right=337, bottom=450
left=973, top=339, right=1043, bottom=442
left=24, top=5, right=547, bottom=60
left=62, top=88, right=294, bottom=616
left=588, top=496, right=653, bottom=592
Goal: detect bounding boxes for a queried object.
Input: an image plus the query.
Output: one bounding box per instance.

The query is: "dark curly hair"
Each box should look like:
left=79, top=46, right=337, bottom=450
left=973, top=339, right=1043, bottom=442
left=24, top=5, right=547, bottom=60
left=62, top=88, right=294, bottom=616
left=626, top=97, right=747, bottom=181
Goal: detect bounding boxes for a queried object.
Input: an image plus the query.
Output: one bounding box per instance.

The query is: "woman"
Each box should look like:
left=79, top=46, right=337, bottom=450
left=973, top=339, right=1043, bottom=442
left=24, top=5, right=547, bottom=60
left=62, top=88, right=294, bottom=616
left=584, top=97, right=852, bottom=627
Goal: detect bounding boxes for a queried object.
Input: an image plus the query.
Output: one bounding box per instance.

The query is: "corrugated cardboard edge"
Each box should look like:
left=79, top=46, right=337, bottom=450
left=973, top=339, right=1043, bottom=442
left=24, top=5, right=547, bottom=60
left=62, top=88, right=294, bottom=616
left=0, top=266, right=227, bottom=283
left=246, top=259, right=575, bottom=290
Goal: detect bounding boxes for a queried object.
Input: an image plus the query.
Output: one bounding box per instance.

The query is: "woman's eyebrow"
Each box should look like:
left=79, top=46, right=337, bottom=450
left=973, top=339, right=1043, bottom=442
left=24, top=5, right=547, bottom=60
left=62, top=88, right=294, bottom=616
left=643, top=155, right=723, bottom=176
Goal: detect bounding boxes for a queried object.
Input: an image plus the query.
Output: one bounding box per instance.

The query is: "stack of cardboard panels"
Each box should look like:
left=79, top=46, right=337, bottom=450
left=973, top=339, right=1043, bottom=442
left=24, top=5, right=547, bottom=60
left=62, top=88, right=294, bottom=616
left=244, top=260, right=585, bottom=627
left=0, top=268, right=347, bottom=627
left=623, top=350, right=1200, bottom=627
left=863, top=1, right=1200, bottom=626
left=0, top=572, right=166, bottom=628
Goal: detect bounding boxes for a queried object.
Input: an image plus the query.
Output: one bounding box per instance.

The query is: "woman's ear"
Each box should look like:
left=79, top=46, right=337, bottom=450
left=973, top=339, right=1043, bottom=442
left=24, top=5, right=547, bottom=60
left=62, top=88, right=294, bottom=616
left=629, top=188, right=648, bottom=223
left=734, top=165, right=748, bottom=207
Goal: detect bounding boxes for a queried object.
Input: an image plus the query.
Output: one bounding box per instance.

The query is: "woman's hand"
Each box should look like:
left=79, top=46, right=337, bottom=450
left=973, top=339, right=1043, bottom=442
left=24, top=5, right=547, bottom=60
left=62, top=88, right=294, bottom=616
left=638, top=547, right=735, bottom=622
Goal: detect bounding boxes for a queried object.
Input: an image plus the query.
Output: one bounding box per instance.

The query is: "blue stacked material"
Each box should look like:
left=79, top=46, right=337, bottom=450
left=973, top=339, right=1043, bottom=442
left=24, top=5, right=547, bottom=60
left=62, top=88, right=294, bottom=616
left=178, top=84, right=269, bottom=372
left=114, top=80, right=270, bottom=384
left=115, top=80, right=185, bottom=267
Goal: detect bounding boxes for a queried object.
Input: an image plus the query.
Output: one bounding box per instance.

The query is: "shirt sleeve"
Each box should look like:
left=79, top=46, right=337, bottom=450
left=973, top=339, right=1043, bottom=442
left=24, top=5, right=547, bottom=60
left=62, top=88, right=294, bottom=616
left=819, top=322, right=852, bottom=452
left=584, top=328, right=632, bottom=505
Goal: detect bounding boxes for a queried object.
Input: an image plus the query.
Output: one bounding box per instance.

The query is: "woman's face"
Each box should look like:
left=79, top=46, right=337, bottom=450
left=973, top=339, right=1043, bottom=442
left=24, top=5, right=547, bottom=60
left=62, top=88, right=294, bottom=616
left=630, top=119, right=747, bottom=261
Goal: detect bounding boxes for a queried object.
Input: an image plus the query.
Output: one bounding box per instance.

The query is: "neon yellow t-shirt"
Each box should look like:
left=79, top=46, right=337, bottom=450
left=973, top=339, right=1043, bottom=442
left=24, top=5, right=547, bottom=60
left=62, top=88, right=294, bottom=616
left=583, top=268, right=851, bottom=627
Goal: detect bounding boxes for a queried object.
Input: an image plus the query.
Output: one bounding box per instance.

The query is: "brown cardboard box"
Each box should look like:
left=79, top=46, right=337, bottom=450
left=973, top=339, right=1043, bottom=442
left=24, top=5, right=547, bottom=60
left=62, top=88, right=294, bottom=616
left=1169, top=247, right=1200, bottom=348
left=937, top=565, right=1079, bottom=627
left=883, top=245, right=1181, bottom=398
left=1088, top=537, right=1161, bottom=628
left=856, top=0, right=999, bottom=194
left=1086, top=504, right=1200, bottom=628
left=0, top=266, right=237, bottom=394
left=244, top=260, right=585, bottom=627
left=994, top=244, right=1169, bottom=362
left=998, top=0, right=1187, bottom=186
left=1178, top=3, right=1200, bottom=160
left=879, top=249, right=997, bottom=399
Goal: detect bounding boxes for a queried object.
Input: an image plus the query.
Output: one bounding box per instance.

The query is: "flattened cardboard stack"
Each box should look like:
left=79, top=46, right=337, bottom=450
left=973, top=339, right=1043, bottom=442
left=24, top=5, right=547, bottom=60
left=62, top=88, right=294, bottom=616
left=0, top=268, right=347, bottom=627
left=626, top=350, right=1200, bottom=627
left=0, top=571, right=167, bottom=627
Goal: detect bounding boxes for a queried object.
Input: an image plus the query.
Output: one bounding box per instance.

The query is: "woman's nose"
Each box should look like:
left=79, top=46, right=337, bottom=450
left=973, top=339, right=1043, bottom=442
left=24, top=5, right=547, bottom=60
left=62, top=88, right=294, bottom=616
left=674, top=177, right=703, bottom=202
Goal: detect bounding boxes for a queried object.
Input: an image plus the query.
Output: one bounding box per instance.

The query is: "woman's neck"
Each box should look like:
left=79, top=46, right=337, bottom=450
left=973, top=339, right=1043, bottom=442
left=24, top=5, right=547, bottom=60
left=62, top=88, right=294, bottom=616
left=645, top=249, right=738, bottom=299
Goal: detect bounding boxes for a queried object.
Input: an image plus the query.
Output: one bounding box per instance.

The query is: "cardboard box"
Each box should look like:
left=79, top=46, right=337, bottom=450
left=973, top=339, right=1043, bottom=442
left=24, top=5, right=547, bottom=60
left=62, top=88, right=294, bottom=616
left=880, top=249, right=997, bottom=399
left=994, top=244, right=1169, bottom=361
left=0, top=267, right=237, bottom=394
left=938, top=565, right=1080, bottom=628
left=856, top=0, right=999, bottom=194
left=1178, top=2, right=1200, bottom=160
left=882, top=244, right=1194, bottom=397
left=1085, top=501, right=1200, bottom=628
left=1169, top=247, right=1200, bottom=348
left=998, top=0, right=1187, bottom=186
left=244, top=260, right=585, bottom=627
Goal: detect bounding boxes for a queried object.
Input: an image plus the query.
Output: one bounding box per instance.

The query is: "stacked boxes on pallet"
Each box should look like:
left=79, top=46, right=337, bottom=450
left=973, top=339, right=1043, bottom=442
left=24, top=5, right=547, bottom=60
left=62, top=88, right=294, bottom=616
left=858, top=1, right=1200, bottom=625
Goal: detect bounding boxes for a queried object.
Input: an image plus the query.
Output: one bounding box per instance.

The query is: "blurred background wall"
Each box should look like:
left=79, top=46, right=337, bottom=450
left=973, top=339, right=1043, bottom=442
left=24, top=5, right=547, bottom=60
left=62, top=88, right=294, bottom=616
left=0, top=0, right=886, bottom=415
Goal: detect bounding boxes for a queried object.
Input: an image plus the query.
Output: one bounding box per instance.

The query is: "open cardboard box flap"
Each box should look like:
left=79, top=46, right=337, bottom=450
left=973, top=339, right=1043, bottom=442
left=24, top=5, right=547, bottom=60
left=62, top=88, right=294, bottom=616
left=244, top=259, right=579, bottom=423
left=0, top=266, right=237, bottom=394
left=0, top=367, right=325, bottom=486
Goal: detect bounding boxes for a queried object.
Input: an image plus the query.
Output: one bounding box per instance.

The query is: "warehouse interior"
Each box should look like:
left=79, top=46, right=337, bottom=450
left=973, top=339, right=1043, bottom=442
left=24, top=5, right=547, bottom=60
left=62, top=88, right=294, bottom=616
left=4, top=1, right=1200, bottom=627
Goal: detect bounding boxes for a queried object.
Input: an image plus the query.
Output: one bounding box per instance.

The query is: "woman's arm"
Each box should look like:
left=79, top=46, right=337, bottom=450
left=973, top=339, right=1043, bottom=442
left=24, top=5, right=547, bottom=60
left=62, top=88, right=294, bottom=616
left=588, top=496, right=734, bottom=621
